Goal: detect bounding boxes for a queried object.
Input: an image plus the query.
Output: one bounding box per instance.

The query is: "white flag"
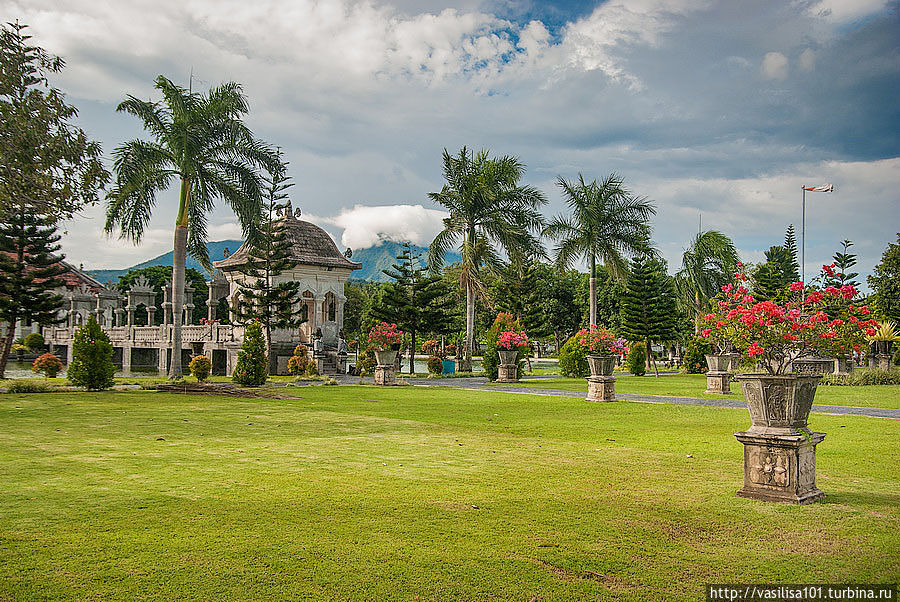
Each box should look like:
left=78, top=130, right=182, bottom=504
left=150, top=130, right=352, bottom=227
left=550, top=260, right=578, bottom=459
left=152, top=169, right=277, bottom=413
left=803, top=184, right=834, bottom=192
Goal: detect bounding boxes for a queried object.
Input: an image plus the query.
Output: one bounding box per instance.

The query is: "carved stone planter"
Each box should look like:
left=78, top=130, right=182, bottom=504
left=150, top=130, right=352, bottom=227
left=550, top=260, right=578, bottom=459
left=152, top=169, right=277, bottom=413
left=704, top=353, right=731, bottom=394
left=497, top=349, right=519, bottom=382
left=374, top=350, right=398, bottom=386
left=733, top=373, right=825, bottom=504
left=586, top=355, right=616, bottom=402
left=833, top=356, right=852, bottom=375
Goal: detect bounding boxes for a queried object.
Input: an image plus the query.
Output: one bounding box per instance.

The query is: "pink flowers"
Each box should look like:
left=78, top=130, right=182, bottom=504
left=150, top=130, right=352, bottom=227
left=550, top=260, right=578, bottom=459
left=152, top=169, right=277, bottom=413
left=575, top=326, right=627, bottom=355
left=498, top=330, right=529, bottom=350
left=789, top=281, right=804, bottom=292
left=368, top=322, right=403, bottom=351
left=747, top=342, right=765, bottom=357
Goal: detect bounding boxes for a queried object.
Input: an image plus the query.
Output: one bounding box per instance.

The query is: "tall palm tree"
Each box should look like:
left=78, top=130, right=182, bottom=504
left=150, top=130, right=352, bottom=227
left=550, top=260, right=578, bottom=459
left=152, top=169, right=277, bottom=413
left=428, top=147, right=546, bottom=372
left=674, top=230, right=739, bottom=332
left=105, top=75, right=279, bottom=379
left=543, top=173, right=655, bottom=327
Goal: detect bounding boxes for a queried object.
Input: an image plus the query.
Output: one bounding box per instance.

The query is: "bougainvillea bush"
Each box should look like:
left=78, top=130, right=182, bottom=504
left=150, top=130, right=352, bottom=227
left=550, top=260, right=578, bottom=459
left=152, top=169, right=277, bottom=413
left=699, top=268, right=878, bottom=375
left=574, top=326, right=626, bottom=356
left=32, top=353, right=62, bottom=378
left=483, top=313, right=527, bottom=381
left=367, top=322, right=403, bottom=351
left=497, top=330, right=529, bottom=351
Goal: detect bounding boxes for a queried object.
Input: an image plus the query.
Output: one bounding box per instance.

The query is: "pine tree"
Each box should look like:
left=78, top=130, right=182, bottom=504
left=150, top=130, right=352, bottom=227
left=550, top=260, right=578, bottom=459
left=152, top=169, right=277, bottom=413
left=67, top=316, right=116, bottom=390
left=825, top=240, right=860, bottom=288
left=233, top=152, right=304, bottom=367
left=233, top=320, right=268, bottom=386
left=372, top=242, right=455, bottom=374
left=752, top=246, right=795, bottom=300
left=783, top=224, right=800, bottom=283
left=0, top=207, right=66, bottom=378
left=619, top=255, right=678, bottom=376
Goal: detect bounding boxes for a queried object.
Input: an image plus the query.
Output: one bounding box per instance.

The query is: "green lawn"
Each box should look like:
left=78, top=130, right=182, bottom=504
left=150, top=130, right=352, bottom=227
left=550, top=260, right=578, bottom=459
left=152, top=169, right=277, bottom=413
left=0, top=386, right=897, bottom=600
left=509, top=374, right=900, bottom=410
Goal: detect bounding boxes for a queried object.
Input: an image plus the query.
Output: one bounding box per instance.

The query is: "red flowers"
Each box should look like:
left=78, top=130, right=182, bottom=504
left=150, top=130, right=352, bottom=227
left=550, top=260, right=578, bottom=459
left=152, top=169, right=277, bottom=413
left=789, top=281, right=804, bottom=292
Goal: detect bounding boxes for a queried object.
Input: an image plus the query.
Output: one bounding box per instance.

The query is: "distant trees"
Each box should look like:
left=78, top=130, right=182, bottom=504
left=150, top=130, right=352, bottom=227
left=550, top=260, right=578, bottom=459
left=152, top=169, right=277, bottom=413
left=428, top=147, right=546, bottom=371
left=372, top=242, right=455, bottom=373
left=619, top=255, right=678, bottom=375
left=544, top=173, right=655, bottom=328
left=868, top=234, right=900, bottom=323
left=105, top=75, right=279, bottom=379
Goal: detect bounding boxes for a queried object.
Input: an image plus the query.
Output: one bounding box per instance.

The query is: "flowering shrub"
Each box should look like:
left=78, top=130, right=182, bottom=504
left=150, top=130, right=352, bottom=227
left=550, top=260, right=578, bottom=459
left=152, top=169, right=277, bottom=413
left=189, top=355, right=212, bottom=382
left=699, top=267, right=879, bottom=374
left=497, top=330, right=529, bottom=350
left=367, top=322, right=403, bottom=351
left=427, top=355, right=443, bottom=374
left=421, top=339, right=443, bottom=358
left=287, top=344, right=309, bottom=376
left=32, top=353, right=62, bottom=378
left=575, top=326, right=626, bottom=356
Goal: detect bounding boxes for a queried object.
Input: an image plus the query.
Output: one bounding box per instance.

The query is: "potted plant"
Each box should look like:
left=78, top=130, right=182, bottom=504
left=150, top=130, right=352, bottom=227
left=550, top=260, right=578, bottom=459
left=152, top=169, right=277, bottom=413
left=496, top=330, right=529, bottom=382
left=368, top=322, right=403, bottom=366
left=867, top=321, right=899, bottom=371
left=575, top=326, right=626, bottom=376
left=700, top=268, right=877, bottom=503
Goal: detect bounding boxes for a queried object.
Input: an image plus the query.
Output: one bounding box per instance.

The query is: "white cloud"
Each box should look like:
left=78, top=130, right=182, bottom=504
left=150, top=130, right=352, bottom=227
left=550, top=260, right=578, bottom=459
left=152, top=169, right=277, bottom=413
left=326, top=204, right=448, bottom=249
left=807, top=0, right=889, bottom=24
left=761, top=51, right=788, bottom=80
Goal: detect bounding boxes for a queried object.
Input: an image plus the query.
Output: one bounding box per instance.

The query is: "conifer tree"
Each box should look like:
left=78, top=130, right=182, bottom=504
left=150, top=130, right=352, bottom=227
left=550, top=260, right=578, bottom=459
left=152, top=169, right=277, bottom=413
left=67, top=316, right=116, bottom=390
left=619, top=255, right=678, bottom=376
left=783, top=224, right=801, bottom=283
left=752, top=246, right=795, bottom=300
left=825, top=239, right=860, bottom=288
left=233, top=152, right=304, bottom=368
left=0, top=207, right=66, bottom=377
left=372, top=242, right=455, bottom=373
left=233, top=320, right=268, bottom=386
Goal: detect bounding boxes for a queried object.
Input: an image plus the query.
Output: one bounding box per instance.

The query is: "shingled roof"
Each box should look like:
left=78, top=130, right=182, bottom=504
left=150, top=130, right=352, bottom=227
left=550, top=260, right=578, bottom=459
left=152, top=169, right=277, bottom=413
left=213, top=215, right=361, bottom=272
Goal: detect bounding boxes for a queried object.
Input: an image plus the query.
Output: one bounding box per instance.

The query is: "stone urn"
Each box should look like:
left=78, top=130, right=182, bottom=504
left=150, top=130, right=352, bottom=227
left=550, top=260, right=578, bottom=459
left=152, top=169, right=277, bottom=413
left=374, top=349, right=398, bottom=385
left=733, top=373, right=825, bottom=504
left=497, top=349, right=519, bottom=383
left=586, top=354, right=616, bottom=402
left=704, top=353, right=732, bottom=394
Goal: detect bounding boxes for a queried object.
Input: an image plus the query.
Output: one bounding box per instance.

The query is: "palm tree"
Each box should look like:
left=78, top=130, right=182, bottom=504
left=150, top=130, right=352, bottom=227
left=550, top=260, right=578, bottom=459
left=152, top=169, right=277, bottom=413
left=428, top=147, right=546, bottom=372
left=674, top=230, right=739, bottom=332
left=543, top=173, right=655, bottom=327
left=105, top=75, right=279, bottom=378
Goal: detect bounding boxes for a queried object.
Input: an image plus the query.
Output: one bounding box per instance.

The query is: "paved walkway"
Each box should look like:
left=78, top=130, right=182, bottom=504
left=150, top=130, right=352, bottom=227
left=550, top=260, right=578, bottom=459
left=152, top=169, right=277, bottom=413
left=335, top=375, right=899, bottom=420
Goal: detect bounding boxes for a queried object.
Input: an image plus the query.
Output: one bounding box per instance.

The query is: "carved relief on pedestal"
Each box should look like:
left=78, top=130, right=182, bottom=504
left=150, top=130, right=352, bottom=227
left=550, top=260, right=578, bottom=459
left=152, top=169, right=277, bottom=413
left=762, top=383, right=787, bottom=422
left=748, top=447, right=789, bottom=488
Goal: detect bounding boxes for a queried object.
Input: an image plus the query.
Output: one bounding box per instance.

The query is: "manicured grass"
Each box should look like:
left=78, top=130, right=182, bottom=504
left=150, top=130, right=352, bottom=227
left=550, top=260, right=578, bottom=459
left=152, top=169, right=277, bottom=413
left=0, top=386, right=897, bottom=600
left=510, top=374, right=900, bottom=410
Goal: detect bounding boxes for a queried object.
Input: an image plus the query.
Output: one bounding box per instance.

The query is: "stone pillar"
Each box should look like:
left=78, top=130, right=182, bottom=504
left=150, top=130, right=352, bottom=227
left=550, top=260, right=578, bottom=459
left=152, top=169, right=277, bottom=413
left=147, top=307, right=156, bottom=326
left=126, top=306, right=135, bottom=326
left=313, top=295, right=325, bottom=331
left=877, top=354, right=892, bottom=371
left=734, top=431, right=826, bottom=504
left=158, top=347, right=168, bottom=375
left=66, top=342, right=74, bottom=366
left=586, top=376, right=616, bottom=402
left=335, top=296, right=345, bottom=329
left=208, top=289, right=216, bottom=322
left=162, top=302, right=172, bottom=325
left=122, top=346, right=132, bottom=374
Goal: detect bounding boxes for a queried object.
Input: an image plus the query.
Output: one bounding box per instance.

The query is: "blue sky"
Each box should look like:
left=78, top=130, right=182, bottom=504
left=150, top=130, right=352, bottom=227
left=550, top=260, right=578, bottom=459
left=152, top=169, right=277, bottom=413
left=5, top=0, right=898, bottom=287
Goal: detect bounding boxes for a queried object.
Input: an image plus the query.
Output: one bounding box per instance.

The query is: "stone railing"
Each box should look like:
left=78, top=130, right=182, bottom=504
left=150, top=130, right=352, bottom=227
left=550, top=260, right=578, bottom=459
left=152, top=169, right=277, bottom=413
left=43, top=323, right=237, bottom=346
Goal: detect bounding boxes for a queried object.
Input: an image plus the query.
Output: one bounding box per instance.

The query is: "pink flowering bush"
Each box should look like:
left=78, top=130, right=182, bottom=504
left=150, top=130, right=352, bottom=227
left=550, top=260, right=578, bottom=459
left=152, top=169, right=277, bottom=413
left=497, top=330, right=529, bottom=350
left=699, top=267, right=878, bottom=374
left=368, top=322, right=403, bottom=351
left=575, top=326, right=627, bottom=356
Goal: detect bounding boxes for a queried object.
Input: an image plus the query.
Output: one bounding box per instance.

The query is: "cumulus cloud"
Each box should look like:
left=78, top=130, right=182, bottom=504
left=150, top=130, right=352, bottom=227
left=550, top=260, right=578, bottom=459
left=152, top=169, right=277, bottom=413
left=326, top=204, right=448, bottom=249
left=761, top=51, right=788, bottom=80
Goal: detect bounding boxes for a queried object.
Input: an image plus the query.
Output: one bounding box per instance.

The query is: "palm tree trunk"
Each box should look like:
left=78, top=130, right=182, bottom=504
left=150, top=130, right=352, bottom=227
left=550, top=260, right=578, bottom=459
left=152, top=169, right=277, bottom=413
left=461, top=280, right=474, bottom=372
left=589, top=254, right=597, bottom=327
left=169, top=177, right=190, bottom=380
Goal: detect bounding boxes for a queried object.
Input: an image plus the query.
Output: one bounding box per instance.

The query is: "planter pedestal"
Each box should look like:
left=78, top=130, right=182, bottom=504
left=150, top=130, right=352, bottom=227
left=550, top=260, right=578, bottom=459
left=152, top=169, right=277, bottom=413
left=876, top=354, right=892, bottom=371
left=374, top=350, right=398, bottom=386
left=734, top=431, right=826, bottom=504
left=704, top=354, right=732, bottom=394
left=734, top=373, right=825, bottom=504
left=705, top=372, right=731, bottom=394
left=497, top=364, right=518, bottom=383
left=586, top=375, right=616, bottom=402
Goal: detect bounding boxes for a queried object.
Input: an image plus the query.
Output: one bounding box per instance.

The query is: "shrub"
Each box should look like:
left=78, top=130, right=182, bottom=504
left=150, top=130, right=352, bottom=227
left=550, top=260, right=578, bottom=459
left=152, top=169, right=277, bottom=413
left=23, top=332, right=45, bottom=352
left=427, top=355, right=443, bottom=374
left=67, top=316, right=116, bottom=390
left=483, top=312, right=526, bottom=381
left=421, top=339, right=440, bottom=356
left=682, top=337, right=712, bottom=374
left=5, top=381, right=53, bottom=394
left=559, top=334, right=590, bottom=378
left=625, top=342, right=647, bottom=376
left=821, top=368, right=900, bottom=386
left=233, top=321, right=268, bottom=386
left=288, top=344, right=310, bottom=376
left=189, top=355, right=212, bottom=382
left=356, top=346, right=376, bottom=376
left=32, top=353, right=63, bottom=378
left=305, top=361, right=319, bottom=377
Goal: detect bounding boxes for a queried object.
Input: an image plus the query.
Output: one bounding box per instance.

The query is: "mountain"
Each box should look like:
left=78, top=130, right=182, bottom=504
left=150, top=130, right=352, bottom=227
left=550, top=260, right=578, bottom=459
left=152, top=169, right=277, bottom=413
left=86, top=239, right=460, bottom=285
left=349, top=241, right=461, bottom=282
left=87, top=240, right=243, bottom=286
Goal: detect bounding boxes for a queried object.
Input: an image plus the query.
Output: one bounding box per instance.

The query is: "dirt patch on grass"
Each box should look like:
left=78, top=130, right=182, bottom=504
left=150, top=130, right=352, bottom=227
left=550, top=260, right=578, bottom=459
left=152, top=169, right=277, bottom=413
left=155, top=383, right=302, bottom=399
left=518, top=556, right=632, bottom=589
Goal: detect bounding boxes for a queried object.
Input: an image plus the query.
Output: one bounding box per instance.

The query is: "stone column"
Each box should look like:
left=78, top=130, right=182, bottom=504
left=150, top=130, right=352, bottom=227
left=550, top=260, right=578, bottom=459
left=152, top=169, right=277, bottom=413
left=147, top=307, right=156, bottom=326
left=335, top=296, right=345, bottom=329
left=122, top=346, right=132, bottom=374
left=208, top=289, right=216, bottom=322
left=126, top=306, right=135, bottom=326
left=313, top=295, right=325, bottom=331
left=158, top=347, right=168, bottom=375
